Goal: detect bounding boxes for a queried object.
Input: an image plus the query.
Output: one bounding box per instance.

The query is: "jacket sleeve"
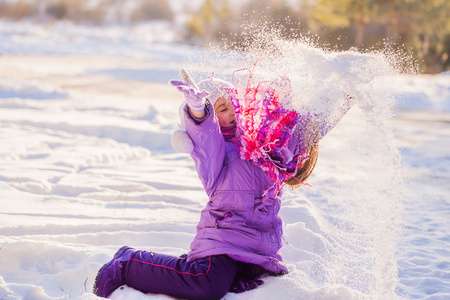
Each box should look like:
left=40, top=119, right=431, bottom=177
left=184, top=101, right=225, bottom=196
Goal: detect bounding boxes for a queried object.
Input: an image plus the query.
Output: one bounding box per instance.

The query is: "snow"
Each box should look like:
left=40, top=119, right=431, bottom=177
left=0, top=20, right=449, bottom=300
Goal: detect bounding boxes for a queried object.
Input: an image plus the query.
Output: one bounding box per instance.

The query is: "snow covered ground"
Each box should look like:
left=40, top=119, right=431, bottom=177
left=0, top=21, right=449, bottom=300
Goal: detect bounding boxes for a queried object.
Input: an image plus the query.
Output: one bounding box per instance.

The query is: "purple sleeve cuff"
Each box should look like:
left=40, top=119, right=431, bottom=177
left=185, top=100, right=213, bottom=127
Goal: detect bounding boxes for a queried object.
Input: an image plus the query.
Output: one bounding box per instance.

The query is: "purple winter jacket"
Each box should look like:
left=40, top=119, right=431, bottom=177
left=184, top=101, right=293, bottom=275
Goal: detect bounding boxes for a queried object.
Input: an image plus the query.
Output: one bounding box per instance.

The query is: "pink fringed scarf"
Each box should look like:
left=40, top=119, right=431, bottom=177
left=221, top=126, right=236, bottom=143
left=227, top=70, right=305, bottom=201
left=207, top=64, right=309, bottom=203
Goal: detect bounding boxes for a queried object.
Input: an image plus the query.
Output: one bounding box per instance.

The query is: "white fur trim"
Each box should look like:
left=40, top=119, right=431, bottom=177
left=171, top=129, right=194, bottom=154
left=172, top=101, right=193, bottom=153
left=178, top=101, right=187, bottom=129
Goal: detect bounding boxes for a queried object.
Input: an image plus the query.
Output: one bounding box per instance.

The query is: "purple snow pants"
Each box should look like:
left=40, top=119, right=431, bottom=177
left=124, top=250, right=240, bottom=300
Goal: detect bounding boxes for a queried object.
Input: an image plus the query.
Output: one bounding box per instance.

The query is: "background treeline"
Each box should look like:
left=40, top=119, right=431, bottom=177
left=186, top=0, right=450, bottom=73
left=0, top=0, right=448, bottom=73
left=186, top=0, right=450, bottom=74
left=0, top=0, right=174, bottom=24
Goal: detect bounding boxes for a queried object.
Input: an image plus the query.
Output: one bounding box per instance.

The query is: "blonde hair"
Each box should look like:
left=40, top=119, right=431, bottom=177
left=285, top=142, right=319, bottom=189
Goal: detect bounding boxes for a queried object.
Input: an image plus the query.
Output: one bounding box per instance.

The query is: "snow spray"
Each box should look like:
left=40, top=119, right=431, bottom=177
left=187, top=24, right=415, bottom=299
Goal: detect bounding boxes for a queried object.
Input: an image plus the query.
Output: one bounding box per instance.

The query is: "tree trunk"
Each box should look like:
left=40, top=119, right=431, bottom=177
left=355, top=11, right=365, bottom=46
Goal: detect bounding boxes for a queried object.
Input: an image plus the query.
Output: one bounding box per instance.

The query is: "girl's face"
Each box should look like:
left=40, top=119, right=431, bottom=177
left=214, top=95, right=235, bottom=127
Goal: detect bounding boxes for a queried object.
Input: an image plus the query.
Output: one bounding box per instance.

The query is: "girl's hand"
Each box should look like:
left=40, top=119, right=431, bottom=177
left=169, top=80, right=209, bottom=113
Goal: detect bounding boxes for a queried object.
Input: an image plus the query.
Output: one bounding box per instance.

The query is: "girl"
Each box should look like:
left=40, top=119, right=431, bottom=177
left=93, top=73, right=319, bottom=299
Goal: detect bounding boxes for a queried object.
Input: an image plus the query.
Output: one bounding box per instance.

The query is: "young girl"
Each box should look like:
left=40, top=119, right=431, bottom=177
left=93, top=73, right=319, bottom=299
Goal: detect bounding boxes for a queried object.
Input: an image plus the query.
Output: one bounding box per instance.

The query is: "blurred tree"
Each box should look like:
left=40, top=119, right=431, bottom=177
left=200, top=0, right=215, bottom=25
left=45, top=1, right=66, bottom=20
left=130, top=0, right=174, bottom=23
left=46, top=0, right=83, bottom=22
left=0, top=0, right=38, bottom=20
left=185, top=0, right=234, bottom=44
left=308, top=0, right=449, bottom=72
left=199, top=0, right=216, bottom=40
left=368, top=0, right=449, bottom=72
left=45, top=0, right=105, bottom=24
left=312, top=0, right=376, bottom=46
left=186, top=13, right=205, bottom=39
left=219, top=0, right=231, bottom=21
left=240, top=0, right=297, bottom=26
left=214, top=0, right=234, bottom=41
left=238, top=0, right=305, bottom=39
left=374, top=0, right=406, bottom=41
left=405, top=0, right=450, bottom=72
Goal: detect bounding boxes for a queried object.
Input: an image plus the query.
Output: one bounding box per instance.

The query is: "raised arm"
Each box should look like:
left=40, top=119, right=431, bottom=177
left=169, top=80, right=208, bottom=119
left=183, top=101, right=226, bottom=196
left=169, top=78, right=226, bottom=195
